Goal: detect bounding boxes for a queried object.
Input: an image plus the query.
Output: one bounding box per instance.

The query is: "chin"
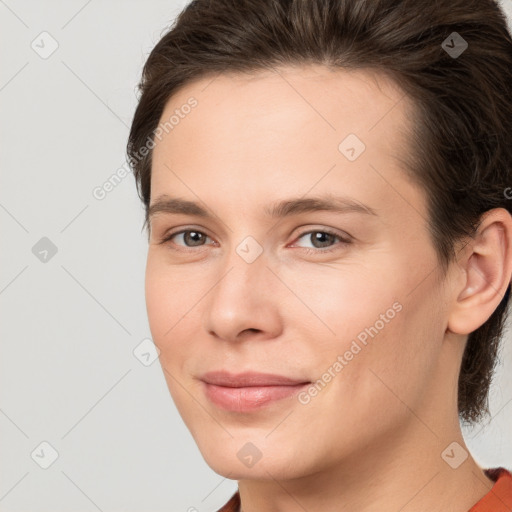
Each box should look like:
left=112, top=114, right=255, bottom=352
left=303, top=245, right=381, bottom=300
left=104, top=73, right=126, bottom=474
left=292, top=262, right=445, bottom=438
left=196, top=436, right=314, bottom=482
left=204, top=455, right=306, bottom=481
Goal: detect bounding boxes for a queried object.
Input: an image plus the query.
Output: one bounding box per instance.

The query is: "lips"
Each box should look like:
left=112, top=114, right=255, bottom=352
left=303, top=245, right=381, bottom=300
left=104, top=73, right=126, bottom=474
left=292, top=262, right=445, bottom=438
left=199, top=371, right=311, bottom=412
left=200, top=370, right=310, bottom=387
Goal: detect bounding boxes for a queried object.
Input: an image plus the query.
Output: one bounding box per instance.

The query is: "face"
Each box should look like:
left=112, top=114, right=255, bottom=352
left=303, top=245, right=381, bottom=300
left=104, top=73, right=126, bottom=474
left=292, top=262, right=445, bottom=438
left=146, top=65, right=456, bottom=480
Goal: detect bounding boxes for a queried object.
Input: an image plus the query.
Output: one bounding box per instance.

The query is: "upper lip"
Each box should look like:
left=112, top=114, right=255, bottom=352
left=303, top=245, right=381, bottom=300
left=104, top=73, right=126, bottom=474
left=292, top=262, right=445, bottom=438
left=200, top=371, right=310, bottom=387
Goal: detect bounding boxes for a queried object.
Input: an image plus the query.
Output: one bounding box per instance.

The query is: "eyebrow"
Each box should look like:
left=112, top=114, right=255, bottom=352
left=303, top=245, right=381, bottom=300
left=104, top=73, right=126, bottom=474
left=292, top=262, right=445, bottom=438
left=147, top=194, right=378, bottom=224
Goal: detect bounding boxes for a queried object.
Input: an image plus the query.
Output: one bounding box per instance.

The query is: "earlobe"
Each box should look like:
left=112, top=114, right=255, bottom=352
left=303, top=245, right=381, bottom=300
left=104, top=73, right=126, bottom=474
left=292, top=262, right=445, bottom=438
left=447, top=209, right=512, bottom=335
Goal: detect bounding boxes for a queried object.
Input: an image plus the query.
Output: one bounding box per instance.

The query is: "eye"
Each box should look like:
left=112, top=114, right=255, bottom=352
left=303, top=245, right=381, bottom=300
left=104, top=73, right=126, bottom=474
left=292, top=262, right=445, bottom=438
left=157, top=227, right=351, bottom=254
left=291, top=229, right=351, bottom=253
left=158, top=229, right=214, bottom=249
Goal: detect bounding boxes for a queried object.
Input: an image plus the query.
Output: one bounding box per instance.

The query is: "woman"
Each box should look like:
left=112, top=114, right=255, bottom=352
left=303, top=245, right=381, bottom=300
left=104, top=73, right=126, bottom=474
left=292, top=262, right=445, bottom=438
left=127, top=1, right=512, bottom=510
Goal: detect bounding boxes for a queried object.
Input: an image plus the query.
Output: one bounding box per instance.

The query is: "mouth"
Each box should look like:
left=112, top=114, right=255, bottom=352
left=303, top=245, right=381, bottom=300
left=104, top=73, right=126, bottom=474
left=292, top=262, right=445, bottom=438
left=199, top=370, right=311, bottom=412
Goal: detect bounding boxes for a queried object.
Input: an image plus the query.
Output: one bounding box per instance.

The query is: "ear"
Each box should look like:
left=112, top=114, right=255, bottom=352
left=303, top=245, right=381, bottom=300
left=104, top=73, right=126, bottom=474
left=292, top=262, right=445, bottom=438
left=447, top=208, right=512, bottom=335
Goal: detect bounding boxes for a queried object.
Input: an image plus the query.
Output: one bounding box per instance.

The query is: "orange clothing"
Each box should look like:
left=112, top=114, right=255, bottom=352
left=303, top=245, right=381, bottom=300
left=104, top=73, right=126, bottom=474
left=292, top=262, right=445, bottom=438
left=469, top=467, right=512, bottom=512
left=216, top=467, right=512, bottom=512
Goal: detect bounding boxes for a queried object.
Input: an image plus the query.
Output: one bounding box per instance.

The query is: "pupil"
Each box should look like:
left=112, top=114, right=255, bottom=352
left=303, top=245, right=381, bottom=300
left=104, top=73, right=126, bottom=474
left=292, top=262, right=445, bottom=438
left=186, top=231, right=203, bottom=246
left=313, top=232, right=333, bottom=248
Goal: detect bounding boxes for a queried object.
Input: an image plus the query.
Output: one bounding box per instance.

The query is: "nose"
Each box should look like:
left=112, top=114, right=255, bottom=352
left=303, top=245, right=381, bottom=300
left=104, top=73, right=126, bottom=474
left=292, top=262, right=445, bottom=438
left=202, top=242, right=283, bottom=343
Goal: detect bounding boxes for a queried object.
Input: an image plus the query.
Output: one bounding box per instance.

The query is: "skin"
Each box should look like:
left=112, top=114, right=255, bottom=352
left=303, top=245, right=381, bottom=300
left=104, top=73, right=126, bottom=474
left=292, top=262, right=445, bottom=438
left=145, top=65, right=512, bottom=512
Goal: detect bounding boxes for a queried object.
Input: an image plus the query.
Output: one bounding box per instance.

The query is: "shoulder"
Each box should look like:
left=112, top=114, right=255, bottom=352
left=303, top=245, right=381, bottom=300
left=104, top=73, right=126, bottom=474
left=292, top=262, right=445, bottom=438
left=468, top=467, right=512, bottom=512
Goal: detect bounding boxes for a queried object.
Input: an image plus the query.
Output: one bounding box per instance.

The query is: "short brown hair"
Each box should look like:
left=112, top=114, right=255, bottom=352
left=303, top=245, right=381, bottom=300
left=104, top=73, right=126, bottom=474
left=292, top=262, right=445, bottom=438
left=127, top=0, right=512, bottom=425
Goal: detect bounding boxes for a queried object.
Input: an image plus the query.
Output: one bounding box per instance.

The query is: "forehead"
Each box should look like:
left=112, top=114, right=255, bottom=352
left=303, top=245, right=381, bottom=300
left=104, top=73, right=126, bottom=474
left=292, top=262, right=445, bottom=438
left=150, top=64, right=417, bottom=209
left=157, top=64, right=409, bottom=132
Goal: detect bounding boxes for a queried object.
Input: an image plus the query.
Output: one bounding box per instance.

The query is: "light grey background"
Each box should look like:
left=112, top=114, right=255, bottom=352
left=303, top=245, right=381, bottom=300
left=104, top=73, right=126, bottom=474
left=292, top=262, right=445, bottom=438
left=1, top=1, right=511, bottom=511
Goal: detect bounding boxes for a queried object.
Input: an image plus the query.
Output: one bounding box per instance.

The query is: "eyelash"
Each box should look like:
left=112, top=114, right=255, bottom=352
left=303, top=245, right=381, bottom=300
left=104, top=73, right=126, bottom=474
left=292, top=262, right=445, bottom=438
left=157, top=228, right=351, bottom=255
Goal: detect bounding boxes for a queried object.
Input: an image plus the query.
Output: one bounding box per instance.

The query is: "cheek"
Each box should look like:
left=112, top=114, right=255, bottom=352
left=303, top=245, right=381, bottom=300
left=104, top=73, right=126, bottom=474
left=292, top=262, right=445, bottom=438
left=144, top=260, right=200, bottom=417
left=144, top=257, right=196, bottom=381
left=144, top=254, right=201, bottom=341
left=325, top=283, right=444, bottom=426
left=276, top=259, right=401, bottom=350
left=294, top=307, right=439, bottom=464
left=144, top=266, right=173, bottom=344
left=286, top=257, right=442, bottom=408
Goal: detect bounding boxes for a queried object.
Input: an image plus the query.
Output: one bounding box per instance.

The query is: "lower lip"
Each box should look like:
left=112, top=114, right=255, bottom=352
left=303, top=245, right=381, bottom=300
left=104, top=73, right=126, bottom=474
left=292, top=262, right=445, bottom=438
left=202, top=381, right=310, bottom=412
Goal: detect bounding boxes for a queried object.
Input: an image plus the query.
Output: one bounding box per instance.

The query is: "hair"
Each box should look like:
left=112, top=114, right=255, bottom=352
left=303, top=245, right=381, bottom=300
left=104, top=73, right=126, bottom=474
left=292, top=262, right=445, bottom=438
left=127, top=0, right=512, bottom=426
